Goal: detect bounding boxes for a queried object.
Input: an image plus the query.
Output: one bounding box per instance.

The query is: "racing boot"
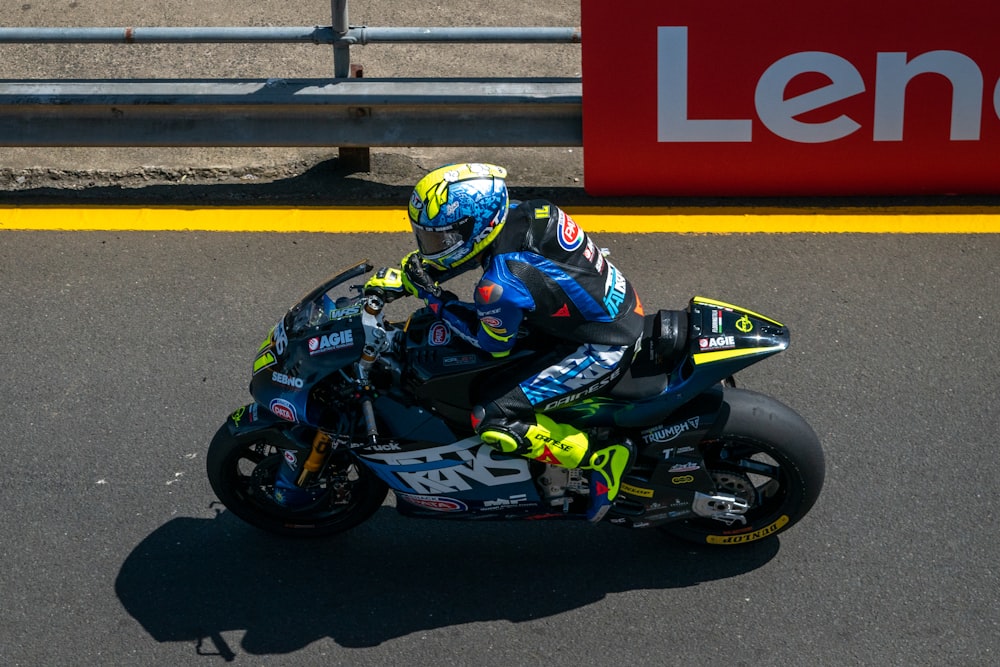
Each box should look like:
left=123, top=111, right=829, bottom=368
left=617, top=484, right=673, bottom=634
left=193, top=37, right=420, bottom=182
left=581, top=437, right=635, bottom=523
left=479, top=414, right=634, bottom=523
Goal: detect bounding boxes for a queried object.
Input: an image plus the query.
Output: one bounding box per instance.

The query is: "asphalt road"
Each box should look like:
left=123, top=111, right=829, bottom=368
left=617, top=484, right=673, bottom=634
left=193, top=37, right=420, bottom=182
left=2, top=1, right=999, bottom=665
left=1, top=228, right=998, bottom=666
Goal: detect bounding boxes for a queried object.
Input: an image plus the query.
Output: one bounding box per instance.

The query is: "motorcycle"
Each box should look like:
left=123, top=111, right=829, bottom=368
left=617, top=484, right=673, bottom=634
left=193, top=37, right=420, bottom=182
left=207, top=259, right=824, bottom=545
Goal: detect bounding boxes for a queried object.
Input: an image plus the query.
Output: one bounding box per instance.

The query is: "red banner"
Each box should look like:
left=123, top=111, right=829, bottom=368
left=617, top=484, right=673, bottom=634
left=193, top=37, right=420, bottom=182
left=581, top=0, right=1000, bottom=196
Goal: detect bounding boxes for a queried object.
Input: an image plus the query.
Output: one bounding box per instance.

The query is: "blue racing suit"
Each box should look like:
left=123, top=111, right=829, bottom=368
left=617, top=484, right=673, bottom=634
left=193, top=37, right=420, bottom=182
left=426, top=200, right=646, bottom=436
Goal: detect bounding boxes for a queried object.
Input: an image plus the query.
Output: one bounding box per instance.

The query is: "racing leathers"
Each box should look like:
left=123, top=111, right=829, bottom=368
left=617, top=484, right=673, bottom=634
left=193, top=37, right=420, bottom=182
left=395, top=200, right=645, bottom=520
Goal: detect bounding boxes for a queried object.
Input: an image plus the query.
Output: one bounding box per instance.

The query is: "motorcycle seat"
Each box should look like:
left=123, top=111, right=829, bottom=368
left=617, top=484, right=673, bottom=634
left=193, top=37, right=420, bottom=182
left=608, top=309, right=689, bottom=400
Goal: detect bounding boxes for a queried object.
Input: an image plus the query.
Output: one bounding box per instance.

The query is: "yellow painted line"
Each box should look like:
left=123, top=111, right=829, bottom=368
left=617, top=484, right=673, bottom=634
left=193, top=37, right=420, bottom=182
left=0, top=206, right=410, bottom=233
left=1, top=205, right=1000, bottom=233
left=571, top=207, right=1000, bottom=234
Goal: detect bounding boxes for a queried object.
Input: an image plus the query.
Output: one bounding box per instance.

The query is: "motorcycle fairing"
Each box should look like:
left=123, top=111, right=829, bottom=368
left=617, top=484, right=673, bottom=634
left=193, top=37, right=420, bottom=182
left=370, top=395, right=457, bottom=444
left=250, top=307, right=365, bottom=428
left=606, top=389, right=727, bottom=528
left=610, top=297, right=789, bottom=428
left=403, top=311, right=540, bottom=425
left=222, top=402, right=316, bottom=455
left=355, top=436, right=548, bottom=520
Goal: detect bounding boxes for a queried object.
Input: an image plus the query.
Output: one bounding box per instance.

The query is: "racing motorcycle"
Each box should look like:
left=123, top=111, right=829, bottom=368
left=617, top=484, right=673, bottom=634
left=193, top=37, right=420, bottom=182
left=207, top=259, right=824, bottom=545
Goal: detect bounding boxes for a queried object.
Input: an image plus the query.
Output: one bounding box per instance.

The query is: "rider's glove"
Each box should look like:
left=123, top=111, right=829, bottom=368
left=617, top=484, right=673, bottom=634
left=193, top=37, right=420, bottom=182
left=401, top=251, right=443, bottom=302
left=363, top=266, right=410, bottom=303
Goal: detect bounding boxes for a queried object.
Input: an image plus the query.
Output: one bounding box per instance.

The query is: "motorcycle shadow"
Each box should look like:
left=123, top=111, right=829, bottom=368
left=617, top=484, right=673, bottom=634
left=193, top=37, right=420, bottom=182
left=115, top=505, right=779, bottom=656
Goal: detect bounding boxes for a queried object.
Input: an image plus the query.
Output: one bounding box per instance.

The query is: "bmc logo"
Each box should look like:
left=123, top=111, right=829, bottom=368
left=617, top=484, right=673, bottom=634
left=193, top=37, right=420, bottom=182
left=582, top=0, right=1000, bottom=196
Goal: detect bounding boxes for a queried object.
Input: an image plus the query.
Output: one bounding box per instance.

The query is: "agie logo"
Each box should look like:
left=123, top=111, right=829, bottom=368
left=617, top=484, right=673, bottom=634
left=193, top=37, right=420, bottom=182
left=582, top=0, right=1000, bottom=196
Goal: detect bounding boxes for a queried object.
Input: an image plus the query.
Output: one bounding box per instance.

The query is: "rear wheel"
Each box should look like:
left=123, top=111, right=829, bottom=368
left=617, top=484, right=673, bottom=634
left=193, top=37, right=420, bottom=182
left=206, top=424, right=388, bottom=537
left=661, top=388, right=824, bottom=546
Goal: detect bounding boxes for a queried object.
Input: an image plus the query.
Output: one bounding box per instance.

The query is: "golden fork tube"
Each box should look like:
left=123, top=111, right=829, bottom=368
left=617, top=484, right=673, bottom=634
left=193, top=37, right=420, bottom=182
left=297, top=430, right=333, bottom=486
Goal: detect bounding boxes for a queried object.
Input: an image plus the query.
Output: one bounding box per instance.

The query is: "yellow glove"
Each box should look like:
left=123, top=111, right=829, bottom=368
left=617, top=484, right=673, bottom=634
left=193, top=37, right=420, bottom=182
left=364, top=265, right=412, bottom=302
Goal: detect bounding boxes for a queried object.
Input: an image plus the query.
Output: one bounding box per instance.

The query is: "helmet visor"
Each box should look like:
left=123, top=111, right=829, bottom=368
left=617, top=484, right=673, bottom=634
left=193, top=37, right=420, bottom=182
left=412, top=217, right=475, bottom=261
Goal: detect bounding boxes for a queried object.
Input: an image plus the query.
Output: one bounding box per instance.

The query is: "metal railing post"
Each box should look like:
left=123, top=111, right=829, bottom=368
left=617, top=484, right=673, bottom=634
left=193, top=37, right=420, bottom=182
left=332, top=0, right=351, bottom=78
left=332, top=0, right=370, bottom=171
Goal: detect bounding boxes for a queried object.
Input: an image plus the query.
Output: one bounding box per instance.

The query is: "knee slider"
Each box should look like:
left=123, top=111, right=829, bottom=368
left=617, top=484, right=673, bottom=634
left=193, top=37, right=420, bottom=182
left=480, top=428, right=525, bottom=454
left=473, top=402, right=532, bottom=455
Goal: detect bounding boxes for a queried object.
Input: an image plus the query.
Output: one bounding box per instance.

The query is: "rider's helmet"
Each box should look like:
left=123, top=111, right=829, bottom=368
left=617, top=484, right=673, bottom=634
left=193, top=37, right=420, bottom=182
left=407, top=163, right=509, bottom=271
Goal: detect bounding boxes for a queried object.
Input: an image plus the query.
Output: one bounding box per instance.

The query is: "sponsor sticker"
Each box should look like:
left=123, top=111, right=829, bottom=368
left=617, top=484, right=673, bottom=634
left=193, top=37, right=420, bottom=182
left=482, top=493, right=534, bottom=510
left=643, top=417, right=701, bottom=444
left=583, top=0, right=1000, bottom=196
left=269, top=398, right=297, bottom=422
left=557, top=211, right=585, bottom=251
left=271, top=371, right=304, bottom=389
left=328, top=305, right=363, bottom=321
left=443, top=354, right=478, bottom=367
left=602, top=262, right=628, bottom=316
left=428, top=321, right=451, bottom=346
left=706, top=515, right=790, bottom=544
left=308, top=329, right=355, bottom=355
left=699, top=335, right=736, bottom=350
left=397, top=494, right=469, bottom=513
left=622, top=482, right=655, bottom=498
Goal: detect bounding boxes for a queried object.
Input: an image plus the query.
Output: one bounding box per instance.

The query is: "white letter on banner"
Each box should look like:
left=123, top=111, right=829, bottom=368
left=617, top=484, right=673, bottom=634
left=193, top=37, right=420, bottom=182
left=755, top=52, right=865, bottom=143
left=874, top=51, right=984, bottom=141
left=995, top=78, right=1000, bottom=126
left=657, top=26, right=752, bottom=142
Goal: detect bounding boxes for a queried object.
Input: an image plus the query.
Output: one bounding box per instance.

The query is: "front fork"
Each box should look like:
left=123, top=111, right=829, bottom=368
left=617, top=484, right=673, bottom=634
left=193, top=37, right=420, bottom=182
left=273, top=293, right=386, bottom=508
left=272, top=385, right=378, bottom=507
left=273, top=430, right=335, bottom=508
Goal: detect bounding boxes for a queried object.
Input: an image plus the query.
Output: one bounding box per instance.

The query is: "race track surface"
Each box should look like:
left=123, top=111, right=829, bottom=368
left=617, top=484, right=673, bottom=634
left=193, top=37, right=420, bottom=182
left=2, top=1, right=999, bottom=664
left=2, top=225, right=997, bottom=666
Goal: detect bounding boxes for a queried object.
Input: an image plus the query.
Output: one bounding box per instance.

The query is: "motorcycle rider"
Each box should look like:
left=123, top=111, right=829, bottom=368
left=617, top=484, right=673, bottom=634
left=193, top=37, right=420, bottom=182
left=366, top=163, right=645, bottom=522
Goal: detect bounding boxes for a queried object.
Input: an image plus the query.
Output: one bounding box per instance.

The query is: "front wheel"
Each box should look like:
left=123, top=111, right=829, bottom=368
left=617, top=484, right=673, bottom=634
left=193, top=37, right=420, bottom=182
left=206, top=423, right=388, bottom=538
left=661, top=388, right=825, bottom=546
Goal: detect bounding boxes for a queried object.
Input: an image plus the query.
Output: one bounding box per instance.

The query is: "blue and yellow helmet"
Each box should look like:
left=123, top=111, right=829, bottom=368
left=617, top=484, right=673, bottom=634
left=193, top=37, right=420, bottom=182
left=407, top=163, right=509, bottom=271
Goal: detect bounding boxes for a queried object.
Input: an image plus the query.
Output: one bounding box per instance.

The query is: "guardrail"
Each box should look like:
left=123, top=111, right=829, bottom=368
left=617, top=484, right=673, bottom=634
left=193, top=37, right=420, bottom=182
left=0, top=79, right=582, bottom=147
left=0, top=1, right=582, bottom=169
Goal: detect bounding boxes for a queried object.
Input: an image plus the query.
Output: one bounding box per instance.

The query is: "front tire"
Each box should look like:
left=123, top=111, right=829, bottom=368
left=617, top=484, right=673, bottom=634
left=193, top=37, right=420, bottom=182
left=661, top=388, right=825, bottom=546
left=206, top=423, right=388, bottom=538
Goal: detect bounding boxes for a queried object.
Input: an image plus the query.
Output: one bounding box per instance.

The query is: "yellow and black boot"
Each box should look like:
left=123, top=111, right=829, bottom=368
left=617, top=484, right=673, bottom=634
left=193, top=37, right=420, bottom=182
left=580, top=438, right=635, bottom=523
left=480, top=414, right=634, bottom=523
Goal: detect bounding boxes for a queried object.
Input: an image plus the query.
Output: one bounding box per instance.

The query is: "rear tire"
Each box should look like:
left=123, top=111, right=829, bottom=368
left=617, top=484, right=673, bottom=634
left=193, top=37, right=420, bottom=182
left=661, top=388, right=824, bottom=546
left=206, top=423, right=388, bottom=538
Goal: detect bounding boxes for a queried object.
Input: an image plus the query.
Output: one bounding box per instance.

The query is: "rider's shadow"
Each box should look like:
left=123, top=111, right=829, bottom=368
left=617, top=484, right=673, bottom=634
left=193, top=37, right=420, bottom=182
left=115, top=507, right=778, bottom=658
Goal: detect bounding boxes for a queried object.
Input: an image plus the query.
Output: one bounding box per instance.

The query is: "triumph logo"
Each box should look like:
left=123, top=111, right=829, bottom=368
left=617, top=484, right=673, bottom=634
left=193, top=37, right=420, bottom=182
left=643, top=416, right=701, bottom=444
